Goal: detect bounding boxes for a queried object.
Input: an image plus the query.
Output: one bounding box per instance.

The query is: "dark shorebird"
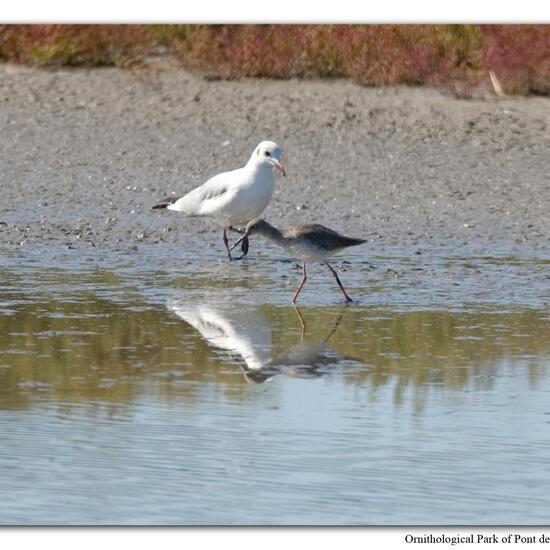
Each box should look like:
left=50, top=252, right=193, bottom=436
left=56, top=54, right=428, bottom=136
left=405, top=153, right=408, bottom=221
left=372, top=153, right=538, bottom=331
left=152, top=141, right=285, bottom=261
left=231, top=218, right=366, bottom=303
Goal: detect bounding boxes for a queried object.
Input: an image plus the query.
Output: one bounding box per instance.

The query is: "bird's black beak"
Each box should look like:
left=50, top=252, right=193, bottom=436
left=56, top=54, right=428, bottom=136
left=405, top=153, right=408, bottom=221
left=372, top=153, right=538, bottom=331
left=230, top=232, right=249, bottom=251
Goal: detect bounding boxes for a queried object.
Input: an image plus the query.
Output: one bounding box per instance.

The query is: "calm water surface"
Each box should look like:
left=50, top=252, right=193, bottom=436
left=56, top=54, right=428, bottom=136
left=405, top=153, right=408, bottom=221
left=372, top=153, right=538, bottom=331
left=0, top=242, right=549, bottom=524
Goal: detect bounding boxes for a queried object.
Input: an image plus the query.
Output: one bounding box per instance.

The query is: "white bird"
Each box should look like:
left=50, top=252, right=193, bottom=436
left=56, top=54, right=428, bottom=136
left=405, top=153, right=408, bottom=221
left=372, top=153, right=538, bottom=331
left=153, top=141, right=285, bottom=260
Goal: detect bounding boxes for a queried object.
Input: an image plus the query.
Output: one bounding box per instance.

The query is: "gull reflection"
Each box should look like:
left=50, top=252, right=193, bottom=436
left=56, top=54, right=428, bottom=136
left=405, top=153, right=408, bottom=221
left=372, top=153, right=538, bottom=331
left=167, top=299, right=272, bottom=371
left=167, top=299, right=358, bottom=383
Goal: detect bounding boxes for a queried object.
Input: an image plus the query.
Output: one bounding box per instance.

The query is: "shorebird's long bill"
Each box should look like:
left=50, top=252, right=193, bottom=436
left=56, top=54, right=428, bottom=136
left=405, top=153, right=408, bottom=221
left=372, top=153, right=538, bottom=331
left=270, top=158, right=286, bottom=176
left=230, top=234, right=247, bottom=251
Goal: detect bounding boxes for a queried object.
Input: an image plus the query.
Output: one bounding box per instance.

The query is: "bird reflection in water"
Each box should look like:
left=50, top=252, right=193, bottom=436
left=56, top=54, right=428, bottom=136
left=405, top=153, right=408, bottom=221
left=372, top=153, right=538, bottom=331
left=167, top=300, right=359, bottom=384
left=242, top=306, right=354, bottom=383
left=167, top=300, right=272, bottom=372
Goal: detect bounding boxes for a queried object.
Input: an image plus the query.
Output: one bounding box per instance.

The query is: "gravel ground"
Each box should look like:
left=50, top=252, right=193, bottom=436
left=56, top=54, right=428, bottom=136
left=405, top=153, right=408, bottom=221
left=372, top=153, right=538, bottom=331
left=0, top=62, right=549, bottom=253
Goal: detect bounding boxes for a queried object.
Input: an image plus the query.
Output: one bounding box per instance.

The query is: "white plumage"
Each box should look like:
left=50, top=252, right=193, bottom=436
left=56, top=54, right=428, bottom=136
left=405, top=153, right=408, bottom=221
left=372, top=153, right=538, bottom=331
left=154, top=141, right=285, bottom=260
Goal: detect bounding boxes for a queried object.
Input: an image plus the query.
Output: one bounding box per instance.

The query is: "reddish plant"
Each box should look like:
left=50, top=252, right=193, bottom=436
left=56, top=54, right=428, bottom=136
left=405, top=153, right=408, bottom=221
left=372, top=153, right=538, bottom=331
left=0, top=24, right=154, bottom=66
left=1, top=24, right=550, bottom=95
left=480, top=25, right=550, bottom=94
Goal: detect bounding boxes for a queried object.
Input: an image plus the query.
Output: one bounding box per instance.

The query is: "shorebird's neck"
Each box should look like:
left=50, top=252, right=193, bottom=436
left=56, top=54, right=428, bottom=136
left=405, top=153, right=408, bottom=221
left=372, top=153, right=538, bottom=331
left=255, top=220, right=285, bottom=245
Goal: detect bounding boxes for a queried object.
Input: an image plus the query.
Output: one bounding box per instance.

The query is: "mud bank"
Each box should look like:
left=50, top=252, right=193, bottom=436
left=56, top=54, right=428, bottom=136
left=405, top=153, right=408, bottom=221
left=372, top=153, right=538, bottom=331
left=0, top=64, right=549, bottom=253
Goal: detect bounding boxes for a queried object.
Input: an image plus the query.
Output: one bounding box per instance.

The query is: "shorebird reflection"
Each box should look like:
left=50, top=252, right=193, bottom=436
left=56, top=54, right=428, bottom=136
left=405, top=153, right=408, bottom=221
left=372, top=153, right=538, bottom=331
left=242, top=307, right=352, bottom=383
left=167, top=300, right=356, bottom=383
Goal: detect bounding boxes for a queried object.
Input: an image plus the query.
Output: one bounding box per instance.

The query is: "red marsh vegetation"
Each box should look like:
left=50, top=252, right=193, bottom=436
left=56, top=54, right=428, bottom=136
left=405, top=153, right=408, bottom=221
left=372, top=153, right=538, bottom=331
left=1, top=24, right=549, bottom=95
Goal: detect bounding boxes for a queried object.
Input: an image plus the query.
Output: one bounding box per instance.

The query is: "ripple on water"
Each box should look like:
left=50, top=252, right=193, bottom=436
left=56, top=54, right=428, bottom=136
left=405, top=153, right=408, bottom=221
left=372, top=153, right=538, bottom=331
left=0, top=243, right=549, bottom=524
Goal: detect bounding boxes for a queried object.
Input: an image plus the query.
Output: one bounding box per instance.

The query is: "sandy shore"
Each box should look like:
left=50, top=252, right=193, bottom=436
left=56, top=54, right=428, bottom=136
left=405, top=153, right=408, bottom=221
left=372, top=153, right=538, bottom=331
left=0, top=63, right=549, bottom=251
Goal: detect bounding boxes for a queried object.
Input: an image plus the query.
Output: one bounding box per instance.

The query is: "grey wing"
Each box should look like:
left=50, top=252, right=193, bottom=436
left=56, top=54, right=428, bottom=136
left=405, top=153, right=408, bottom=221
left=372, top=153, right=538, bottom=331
left=293, top=224, right=365, bottom=250
left=195, top=175, right=236, bottom=217
left=169, top=173, right=232, bottom=216
left=292, top=224, right=343, bottom=250
left=199, top=178, right=229, bottom=202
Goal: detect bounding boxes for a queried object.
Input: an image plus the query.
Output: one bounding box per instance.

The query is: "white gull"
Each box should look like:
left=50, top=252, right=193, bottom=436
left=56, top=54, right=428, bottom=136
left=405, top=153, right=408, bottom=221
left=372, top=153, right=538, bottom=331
left=153, top=140, right=285, bottom=260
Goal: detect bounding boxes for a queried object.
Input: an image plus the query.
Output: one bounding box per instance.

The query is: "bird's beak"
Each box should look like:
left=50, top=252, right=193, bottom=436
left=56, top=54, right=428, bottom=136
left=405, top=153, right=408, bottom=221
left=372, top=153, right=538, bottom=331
left=230, top=232, right=249, bottom=251
left=270, top=158, right=286, bottom=176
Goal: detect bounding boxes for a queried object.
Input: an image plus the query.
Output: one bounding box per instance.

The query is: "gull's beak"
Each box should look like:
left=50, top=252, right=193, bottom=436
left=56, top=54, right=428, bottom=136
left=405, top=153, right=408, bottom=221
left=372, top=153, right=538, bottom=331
left=270, top=158, right=286, bottom=177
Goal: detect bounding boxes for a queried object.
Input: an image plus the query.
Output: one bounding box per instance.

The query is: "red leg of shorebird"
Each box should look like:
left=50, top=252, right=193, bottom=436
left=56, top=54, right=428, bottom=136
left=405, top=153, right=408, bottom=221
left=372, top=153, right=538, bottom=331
left=292, top=261, right=307, bottom=304
left=325, top=262, right=353, bottom=302
left=223, top=228, right=232, bottom=261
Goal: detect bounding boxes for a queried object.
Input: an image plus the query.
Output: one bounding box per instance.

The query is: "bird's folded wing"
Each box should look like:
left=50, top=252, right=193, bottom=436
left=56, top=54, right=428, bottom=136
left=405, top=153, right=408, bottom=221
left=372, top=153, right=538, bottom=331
left=195, top=171, right=240, bottom=217
left=197, top=186, right=237, bottom=217
left=289, top=224, right=358, bottom=250
left=167, top=172, right=232, bottom=216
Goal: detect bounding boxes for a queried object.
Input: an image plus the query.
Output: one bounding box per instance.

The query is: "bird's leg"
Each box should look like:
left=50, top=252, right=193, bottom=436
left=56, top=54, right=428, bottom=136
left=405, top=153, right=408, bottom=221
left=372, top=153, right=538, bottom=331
left=292, top=261, right=307, bottom=304
left=324, top=308, right=348, bottom=343
left=223, top=228, right=232, bottom=261
left=293, top=305, right=306, bottom=340
left=325, top=262, right=353, bottom=303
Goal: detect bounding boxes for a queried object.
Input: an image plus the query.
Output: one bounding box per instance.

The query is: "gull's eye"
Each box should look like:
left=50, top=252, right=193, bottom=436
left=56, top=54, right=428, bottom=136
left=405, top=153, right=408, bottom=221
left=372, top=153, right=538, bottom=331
left=265, top=151, right=271, bottom=157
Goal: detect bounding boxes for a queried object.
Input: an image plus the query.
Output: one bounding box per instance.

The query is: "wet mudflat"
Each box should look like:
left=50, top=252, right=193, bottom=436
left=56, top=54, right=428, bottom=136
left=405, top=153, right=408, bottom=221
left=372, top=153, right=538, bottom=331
left=0, top=240, right=549, bottom=525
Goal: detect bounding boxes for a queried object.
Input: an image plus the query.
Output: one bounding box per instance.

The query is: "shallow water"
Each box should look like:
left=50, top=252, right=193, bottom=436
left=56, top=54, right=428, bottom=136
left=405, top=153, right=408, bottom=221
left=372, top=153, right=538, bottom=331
left=0, top=241, right=549, bottom=525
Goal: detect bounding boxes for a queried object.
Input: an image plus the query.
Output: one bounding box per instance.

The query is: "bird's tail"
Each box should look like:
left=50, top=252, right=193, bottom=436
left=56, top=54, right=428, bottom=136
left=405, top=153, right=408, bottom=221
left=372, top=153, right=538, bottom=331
left=345, top=237, right=367, bottom=247
left=152, top=197, right=178, bottom=210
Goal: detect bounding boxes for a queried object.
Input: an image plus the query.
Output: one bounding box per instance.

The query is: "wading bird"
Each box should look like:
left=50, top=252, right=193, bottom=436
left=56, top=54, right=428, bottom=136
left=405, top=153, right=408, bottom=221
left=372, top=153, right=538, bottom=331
left=232, top=218, right=366, bottom=303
